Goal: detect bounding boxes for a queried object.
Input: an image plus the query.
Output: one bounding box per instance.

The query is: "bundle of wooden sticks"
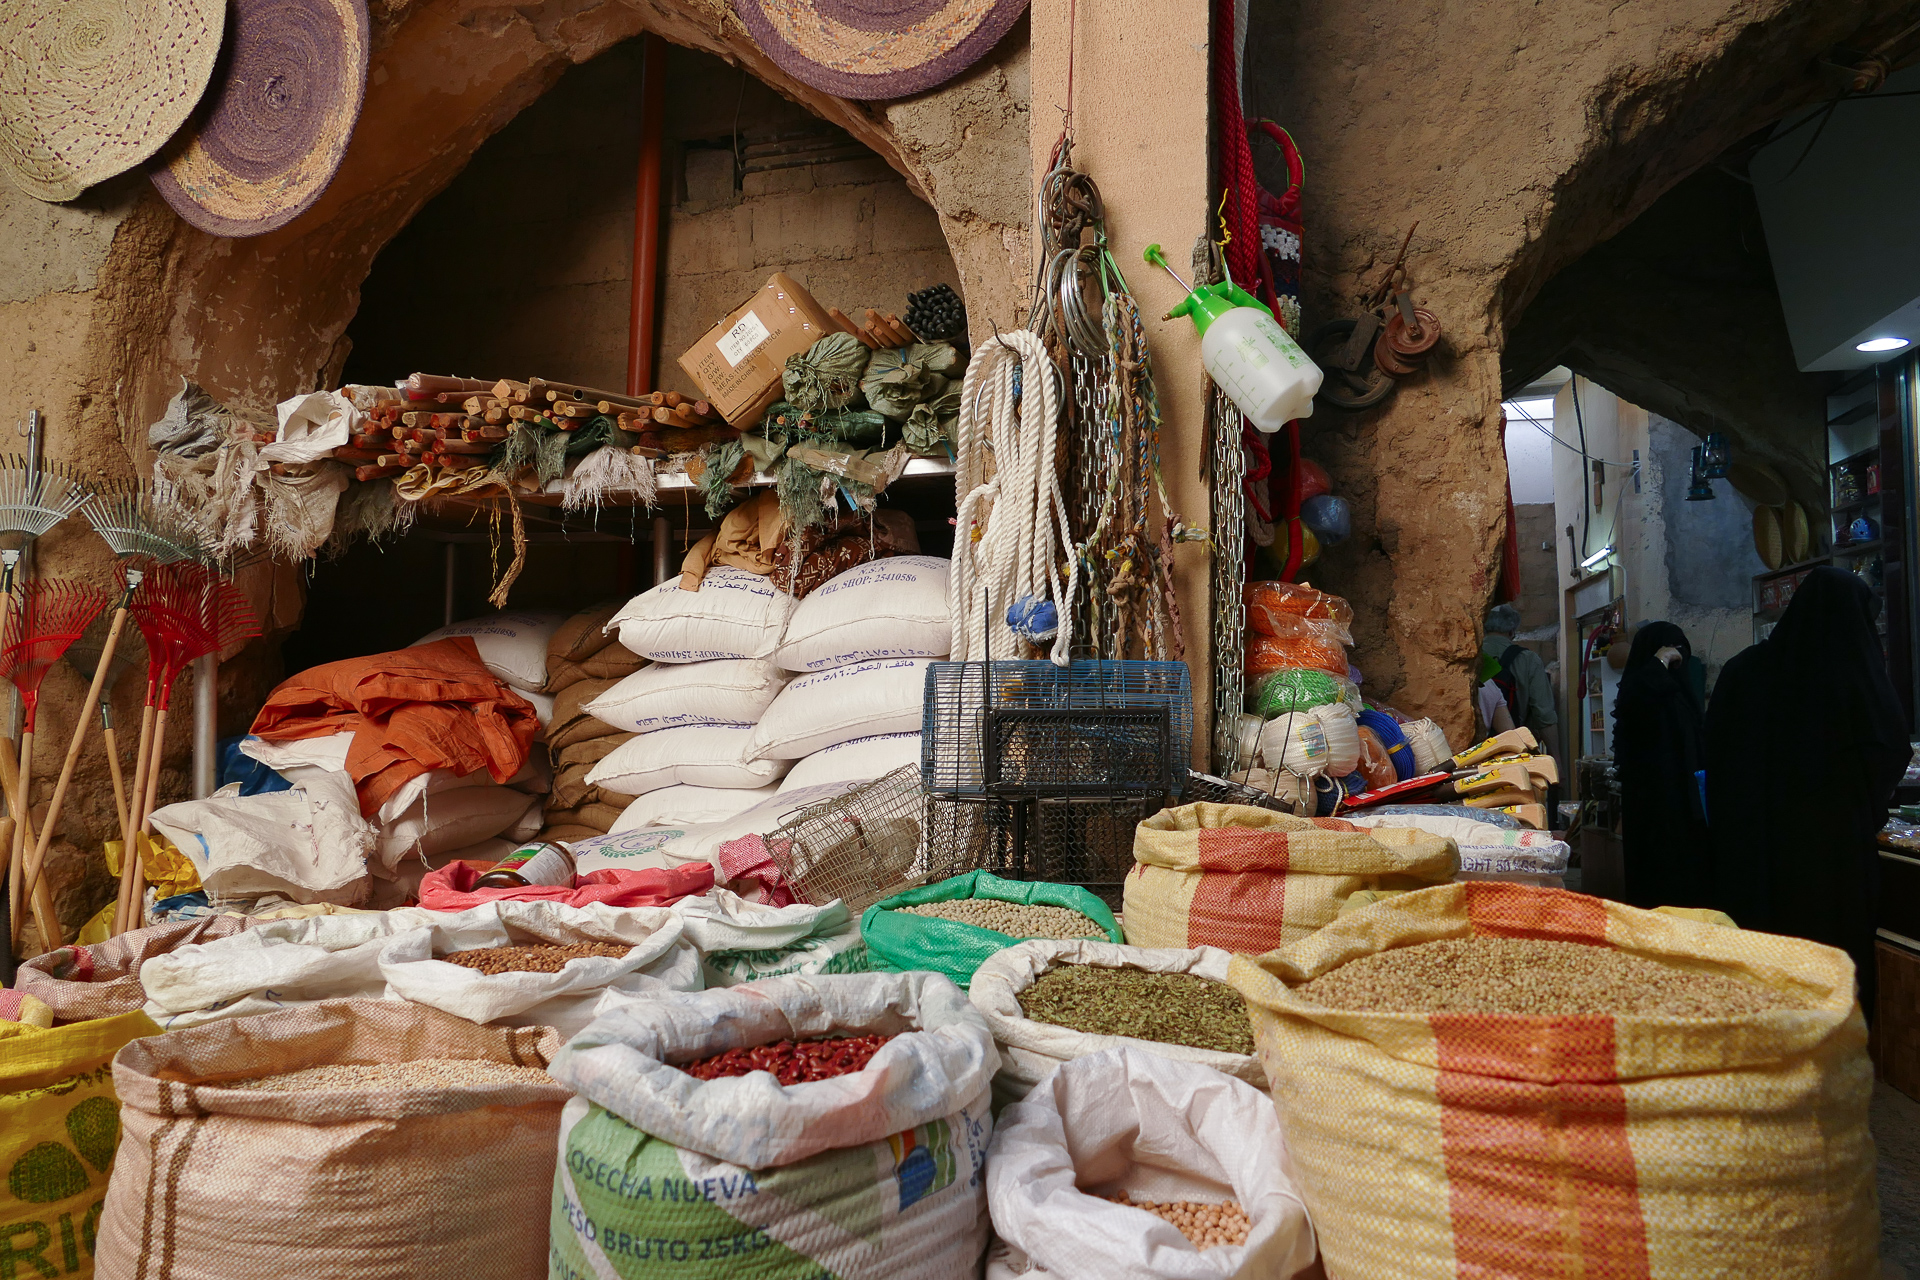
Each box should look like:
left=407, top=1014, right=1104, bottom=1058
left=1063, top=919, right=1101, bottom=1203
left=329, top=374, right=739, bottom=476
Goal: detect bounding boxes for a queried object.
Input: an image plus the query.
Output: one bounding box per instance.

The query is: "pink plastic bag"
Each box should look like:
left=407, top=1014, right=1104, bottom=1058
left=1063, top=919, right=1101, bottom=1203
left=416, top=860, right=713, bottom=912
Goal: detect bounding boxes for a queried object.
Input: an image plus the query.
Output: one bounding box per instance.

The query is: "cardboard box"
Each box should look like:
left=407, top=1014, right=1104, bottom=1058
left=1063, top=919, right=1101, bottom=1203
left=678, top=273, right=838, bottom=428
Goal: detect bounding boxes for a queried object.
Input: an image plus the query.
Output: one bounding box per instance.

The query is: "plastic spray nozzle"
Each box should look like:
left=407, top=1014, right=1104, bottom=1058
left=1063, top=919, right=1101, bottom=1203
left=1142, top=243, right=1193, bottom=292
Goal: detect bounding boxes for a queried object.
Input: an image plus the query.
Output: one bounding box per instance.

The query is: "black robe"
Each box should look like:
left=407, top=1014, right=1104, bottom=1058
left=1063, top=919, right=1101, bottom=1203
left=1612, top=622, right=1710, bottom=909
left=1705, top=566, right=1909, bottom=1010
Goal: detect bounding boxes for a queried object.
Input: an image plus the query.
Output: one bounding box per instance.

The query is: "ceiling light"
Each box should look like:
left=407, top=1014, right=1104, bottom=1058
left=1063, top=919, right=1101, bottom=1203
left=1856, top=337, right=1911, bottom=352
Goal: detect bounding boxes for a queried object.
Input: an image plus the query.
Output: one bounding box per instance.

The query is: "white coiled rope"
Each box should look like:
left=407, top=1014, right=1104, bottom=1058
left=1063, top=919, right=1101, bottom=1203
left=949, top=329, right=1078, bottom=665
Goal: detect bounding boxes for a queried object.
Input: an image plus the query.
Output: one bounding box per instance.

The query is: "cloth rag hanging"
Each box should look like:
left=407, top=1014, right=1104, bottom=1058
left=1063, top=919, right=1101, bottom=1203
left=249, top=637, right=540, bottom=819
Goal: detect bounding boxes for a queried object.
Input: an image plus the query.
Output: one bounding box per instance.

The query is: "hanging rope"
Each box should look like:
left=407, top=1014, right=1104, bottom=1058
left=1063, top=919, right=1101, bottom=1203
left=949, top=328, right=1077, bottom=666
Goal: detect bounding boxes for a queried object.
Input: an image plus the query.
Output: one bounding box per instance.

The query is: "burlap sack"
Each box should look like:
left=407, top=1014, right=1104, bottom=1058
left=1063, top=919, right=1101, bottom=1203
left=14, top=917, right=249, bottom=1022
left=1123, top=803, right=1456, bottom=953
left=546, top=678, right=625, bottom=749
left=1228, top=882, right=1877, bottom=1279
left=96, top=999, right=570, bottom=1280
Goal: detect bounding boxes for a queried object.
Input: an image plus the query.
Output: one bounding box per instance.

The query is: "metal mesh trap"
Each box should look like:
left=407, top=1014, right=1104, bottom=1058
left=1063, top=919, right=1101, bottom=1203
left=766, top=766, right=983, bottom=914
left=921, top=660, right=1192, bottom=799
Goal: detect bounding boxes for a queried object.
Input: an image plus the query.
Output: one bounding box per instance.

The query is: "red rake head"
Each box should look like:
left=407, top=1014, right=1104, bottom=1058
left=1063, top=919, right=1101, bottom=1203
left=0, top=579, right=112, bottom=733
left=128, top=563, right=263, bottom=711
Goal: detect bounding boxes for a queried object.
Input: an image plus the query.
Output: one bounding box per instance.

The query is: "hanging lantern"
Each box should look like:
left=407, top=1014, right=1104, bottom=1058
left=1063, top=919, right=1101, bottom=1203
left=1701, top=431, right=1730, bottom=480
left=1686, top=444, right=1716, bottom=501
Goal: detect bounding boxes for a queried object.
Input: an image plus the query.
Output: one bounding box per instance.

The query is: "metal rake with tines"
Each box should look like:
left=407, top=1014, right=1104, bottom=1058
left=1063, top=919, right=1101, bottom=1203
left=80, top=478, right=216, bottom=569
left=111, top=562, right=260, bottom=934
left=0, top=580, right=110, bottom=950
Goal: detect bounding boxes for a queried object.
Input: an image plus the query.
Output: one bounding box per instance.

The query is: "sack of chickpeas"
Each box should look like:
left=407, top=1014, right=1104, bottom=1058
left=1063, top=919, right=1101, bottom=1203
left=94, top=999, right=570, bottom=1280
left=861, top=870, right=1123, bottom=988
left=1228, top=881, right=1878, bottom=1280
left=969, top=939, right=1265, bottom=1106
left=546, top=972, right=997, bottom=1279
left=985, top=1047, right=1318, bottom=1279
left=1123, top=803, right=1456, bottom=953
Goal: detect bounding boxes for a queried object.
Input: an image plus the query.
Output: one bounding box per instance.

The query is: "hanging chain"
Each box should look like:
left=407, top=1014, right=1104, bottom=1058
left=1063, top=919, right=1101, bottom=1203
left=1209, top=383, right=1247, bottom=771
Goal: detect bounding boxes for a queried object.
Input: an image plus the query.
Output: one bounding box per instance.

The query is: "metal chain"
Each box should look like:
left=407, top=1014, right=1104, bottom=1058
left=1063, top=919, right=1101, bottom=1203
left=1209, top=383, right=1247, bottom=771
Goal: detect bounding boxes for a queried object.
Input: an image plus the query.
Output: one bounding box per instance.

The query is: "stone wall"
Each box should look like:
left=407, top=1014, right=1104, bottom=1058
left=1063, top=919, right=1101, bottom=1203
left=1244, top=0, right=1920, bottom=743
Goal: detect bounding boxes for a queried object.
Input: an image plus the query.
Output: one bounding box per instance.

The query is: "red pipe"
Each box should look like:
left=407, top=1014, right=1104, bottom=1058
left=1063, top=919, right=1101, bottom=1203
left=627, top=34, right=668, bottom=396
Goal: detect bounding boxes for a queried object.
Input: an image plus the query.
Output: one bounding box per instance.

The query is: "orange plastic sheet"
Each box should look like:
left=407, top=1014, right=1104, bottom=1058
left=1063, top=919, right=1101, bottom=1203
left=250, top=637, right=540, bottom=817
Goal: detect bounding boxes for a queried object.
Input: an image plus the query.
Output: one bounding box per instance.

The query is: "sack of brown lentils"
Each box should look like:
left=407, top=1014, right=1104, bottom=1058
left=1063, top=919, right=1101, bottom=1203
left=985, top=1047, right=1318, bottom=1279
left=546, top=972, right=997, bottom=1279
left=969, top=940, right=1265, bottom=1105
left=94, top=999, right=570, bottom=1280
left=1228, top=881, right=1877, bottom=1280
left=861, top=870, right=1123, bottom=988
left=1124, top=802, right=1456, bottom=954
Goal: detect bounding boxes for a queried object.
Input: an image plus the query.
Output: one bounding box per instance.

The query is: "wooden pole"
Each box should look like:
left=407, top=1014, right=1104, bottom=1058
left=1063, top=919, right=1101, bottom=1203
left=113, top=702, right=155, bottom=936
left=102, top=708, right=129, bottom=841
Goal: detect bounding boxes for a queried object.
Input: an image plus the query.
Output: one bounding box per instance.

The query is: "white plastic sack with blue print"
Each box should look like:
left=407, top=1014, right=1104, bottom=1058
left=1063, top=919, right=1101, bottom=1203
left=547, top=972, right=996, bottom=1280
left=675, top=889, right=867, bottom=986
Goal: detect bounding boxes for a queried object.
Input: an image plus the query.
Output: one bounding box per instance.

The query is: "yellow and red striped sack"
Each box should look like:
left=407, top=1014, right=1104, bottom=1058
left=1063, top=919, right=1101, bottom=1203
left=1228, top=882, right=1876, bottom=1280
left=1122, top=802, right=1457, bottom=953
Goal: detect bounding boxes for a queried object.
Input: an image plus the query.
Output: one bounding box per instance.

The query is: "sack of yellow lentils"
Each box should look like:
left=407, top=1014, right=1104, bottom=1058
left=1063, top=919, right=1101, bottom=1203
left=1228, top=881, right=1877, bottom=1279
left=1123, top=803, right=1456, bottom=953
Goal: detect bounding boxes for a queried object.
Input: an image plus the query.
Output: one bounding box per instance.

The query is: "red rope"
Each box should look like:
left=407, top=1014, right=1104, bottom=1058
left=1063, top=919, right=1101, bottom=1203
left=1212, top=0, right=1260, bottom=288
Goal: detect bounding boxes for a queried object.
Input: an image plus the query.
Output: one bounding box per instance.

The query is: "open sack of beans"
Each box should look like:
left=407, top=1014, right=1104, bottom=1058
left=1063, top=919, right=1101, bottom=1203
left=1124, top=803, right=1456, bottom=954
left=12, top=916, right=249, bottom=1022
left=985, top=1047, right=1317, bottom=1280
left=96, top=1000, right=569, bottom=1280
left=547, top=972, right=996, bottom=1279
left=862, top=870, right=1123, bottom=988
left=139, top=900, right=700, bottom=1035
left=673, top=888, right=868, bottom=985
left=970, top=940, right=1263, bottom=1105
left=1, top=1009, right=159, bottom=1280
left=1227, top=881, right=1877, bottom=1279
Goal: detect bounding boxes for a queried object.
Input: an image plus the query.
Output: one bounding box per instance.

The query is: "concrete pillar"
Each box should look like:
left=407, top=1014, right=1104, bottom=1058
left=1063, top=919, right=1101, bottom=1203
left=1030, top=0, right=1217, bottom=762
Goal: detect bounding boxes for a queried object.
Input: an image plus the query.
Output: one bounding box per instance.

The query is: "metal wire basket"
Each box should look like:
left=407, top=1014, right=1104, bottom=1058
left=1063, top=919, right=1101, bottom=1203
left=921, top=660, right=1193, bottom=799
left=1183, top=770, right=1297, bottom=812
left=766, top=766, right=982, bottom=914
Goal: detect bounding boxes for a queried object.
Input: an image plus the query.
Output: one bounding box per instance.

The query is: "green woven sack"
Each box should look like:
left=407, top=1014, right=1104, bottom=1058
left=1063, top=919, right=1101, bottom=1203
left=860, top=870, right=1122, bottom=988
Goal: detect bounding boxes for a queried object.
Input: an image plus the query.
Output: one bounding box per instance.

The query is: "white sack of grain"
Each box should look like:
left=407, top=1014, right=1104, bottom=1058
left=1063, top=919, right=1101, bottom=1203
left=415, top=610, right=570, bottom=692
left=609, top=565, right=794, bottom=663
left=750, top=658, right=932, bottom=761
left=586, top=724, right=788, bottom=796
left=585, top=658, right=788, bottom=732
left=985, top=1047, right=1317, bottom=1280
left=775, top=555, right=952, bottom=672
left=779, top=732, right=923, bottom=791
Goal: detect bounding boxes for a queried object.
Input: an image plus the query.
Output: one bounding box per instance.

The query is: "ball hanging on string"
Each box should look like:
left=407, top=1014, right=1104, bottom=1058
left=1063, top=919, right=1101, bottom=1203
left=1301, top=494, right=1351, bottom=545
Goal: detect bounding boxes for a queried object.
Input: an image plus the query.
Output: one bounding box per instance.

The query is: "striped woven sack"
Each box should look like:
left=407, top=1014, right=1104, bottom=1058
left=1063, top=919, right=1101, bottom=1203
left=1122, top=802, right=1457, bottom=954
left=1228, top=882, right=1876, bottom=1280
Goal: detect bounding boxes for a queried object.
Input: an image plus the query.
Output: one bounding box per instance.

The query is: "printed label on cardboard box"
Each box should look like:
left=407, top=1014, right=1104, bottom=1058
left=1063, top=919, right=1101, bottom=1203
left=718, top=312, right=771, bottom=367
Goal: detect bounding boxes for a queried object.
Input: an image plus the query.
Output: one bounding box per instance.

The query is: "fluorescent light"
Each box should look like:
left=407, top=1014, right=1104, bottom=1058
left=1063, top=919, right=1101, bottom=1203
left=1857, top=337, right=1911, bottom=352
left=1579, top=545, right=1614, bottom=571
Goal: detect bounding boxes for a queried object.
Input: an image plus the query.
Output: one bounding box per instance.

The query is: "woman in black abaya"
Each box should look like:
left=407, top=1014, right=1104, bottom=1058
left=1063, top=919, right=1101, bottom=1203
left=1612, top=622, right=1710, bottom=909
left=1706, top=566, right=1909, bottom=1010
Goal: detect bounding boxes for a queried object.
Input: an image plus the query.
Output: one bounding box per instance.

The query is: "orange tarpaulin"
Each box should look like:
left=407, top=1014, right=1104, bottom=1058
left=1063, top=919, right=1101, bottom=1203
left=250, top=637, right=540, bottom=817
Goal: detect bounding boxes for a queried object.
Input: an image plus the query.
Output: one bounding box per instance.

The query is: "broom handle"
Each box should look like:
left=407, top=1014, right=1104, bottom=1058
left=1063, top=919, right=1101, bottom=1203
left=0, top=733, right=58, bottom=955
left=20, top=603, right=131, bottom=925
left=119, top=707, right=168, bottom=935
left=15, top=730, right=56, bottom=949
left=103, top=713, right=129, bottom=845
left=114, top=702, right=156, bottom=937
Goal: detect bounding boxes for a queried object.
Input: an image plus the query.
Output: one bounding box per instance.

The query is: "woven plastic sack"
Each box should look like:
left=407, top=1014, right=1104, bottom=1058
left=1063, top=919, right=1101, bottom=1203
left=1244, top=580, right=1353, bottom=639
left=13, top=917, right=248, bottom=1022
left=862, top=871, right=1124, bottom=988
left=95, top=1001, right=570, bottom=1280
left=1123, top=803, right=1457, bottom=954
left=546, top=972, right=996, bottom=1280
left=984, top=1047, right=1317, bottom=1280
left=0, top=1009, right=159, bottom=1280
left=674, top=889, right=870, bottom=985
left=1245, top=619, right=1349, bottom=682
left=969, top=939, right=1265, bottom=1103
left=1227, top=882, right=1877, bottom=1280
